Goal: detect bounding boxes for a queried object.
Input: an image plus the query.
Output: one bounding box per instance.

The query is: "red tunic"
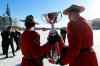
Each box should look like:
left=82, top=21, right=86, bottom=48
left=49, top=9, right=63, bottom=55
left=61, top=17, right=98, bottom=66
left=20, top=30, right=54, bottom=66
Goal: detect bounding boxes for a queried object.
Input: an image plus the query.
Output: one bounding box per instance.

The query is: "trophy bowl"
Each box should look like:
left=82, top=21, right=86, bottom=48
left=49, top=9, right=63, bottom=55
left=43, top=11, right=62, bottom=24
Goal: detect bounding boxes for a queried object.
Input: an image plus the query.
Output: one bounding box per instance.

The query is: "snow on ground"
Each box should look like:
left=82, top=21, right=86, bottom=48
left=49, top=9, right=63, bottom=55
left=0, top=30, right=99, bottom=66
left=93, top=30, right=100, bottom=65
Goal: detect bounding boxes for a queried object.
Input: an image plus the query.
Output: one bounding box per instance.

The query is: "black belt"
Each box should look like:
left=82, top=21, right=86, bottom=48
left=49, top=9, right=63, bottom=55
left=80, top=48, right=92, bottom=52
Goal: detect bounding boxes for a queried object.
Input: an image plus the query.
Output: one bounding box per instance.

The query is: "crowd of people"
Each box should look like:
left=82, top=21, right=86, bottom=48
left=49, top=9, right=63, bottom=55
left=1, top=26, right=21, bottom=58
left=0, top=4, right=98, bottom=66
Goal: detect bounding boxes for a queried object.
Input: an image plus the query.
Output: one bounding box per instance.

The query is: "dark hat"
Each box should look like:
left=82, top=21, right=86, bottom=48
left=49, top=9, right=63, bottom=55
left=63, top=4, right=85, bottom=15
left=25, top=15, right=38, bottom=24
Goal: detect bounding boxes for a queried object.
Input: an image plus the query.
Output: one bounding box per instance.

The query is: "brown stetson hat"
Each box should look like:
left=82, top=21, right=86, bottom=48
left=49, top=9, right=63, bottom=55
left=63, top=4, right=85, bottom=15
left=25, top=15, right=38, bottom=24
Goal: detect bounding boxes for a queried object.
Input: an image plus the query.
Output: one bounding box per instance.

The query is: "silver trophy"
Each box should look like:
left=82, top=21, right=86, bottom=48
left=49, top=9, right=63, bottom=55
left=43, top=11, right=62, bottom=63
left=43, top=11, right=62, bottom=30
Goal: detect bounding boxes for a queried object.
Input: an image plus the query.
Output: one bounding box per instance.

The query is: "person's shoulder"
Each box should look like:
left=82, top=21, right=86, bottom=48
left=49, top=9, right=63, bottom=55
left=22, top=31, right=39, bottom=36
left=31, top=31, right=39, bottom=35
left=26, top=31, right=37, bottom=35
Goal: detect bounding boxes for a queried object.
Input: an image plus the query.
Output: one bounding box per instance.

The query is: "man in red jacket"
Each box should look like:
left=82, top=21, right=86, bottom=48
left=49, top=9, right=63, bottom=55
left=57, top=4, right=98, bottom=66
left=20, top=15, right=63, bottom=66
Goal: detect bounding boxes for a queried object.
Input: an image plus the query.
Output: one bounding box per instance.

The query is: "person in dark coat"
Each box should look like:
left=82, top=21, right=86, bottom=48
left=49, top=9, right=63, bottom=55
left=57, top=4, right=98, bottom=66
left=1, top=26, right=15, bottom=58
left=1, top=29, right=8, bottom=55
left=14, top=29, right=21, bottom=51
left=20, top=15, right=60, bottom=66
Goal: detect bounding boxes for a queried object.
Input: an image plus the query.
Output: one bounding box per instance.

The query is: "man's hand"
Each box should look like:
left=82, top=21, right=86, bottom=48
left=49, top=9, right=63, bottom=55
left=56, top=58, right=64, bottom=65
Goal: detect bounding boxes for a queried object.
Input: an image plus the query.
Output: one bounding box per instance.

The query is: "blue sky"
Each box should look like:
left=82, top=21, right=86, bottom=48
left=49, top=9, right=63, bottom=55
left=0, top=0, right=100, bottom=27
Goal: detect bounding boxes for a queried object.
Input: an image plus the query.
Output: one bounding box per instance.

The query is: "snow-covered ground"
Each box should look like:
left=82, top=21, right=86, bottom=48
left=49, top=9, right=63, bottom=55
left=0, top=30, right=100, bottom=66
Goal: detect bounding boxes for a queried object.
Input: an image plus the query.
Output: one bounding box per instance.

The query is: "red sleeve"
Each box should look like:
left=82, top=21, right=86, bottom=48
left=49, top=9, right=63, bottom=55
left=61, top=22, right=82, bottom=64
left=31, top=32, right=54, bottom=58
left=31, top=32, right=64, bottom=59
left=40, top=42, right=54, bottom=56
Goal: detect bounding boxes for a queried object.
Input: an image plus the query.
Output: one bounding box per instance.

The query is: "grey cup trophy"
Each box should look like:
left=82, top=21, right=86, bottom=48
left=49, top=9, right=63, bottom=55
left=43, top=11, right=62, bottom=63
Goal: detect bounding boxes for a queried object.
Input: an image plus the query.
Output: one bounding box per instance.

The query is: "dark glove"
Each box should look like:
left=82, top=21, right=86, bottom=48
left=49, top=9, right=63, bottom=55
left=56, top=58, right=61, bottom=64
left=56, top=58, right=64, bottom=65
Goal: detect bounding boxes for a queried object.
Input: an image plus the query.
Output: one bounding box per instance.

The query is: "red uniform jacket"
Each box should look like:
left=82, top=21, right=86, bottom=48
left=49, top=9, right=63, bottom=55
left=20, top=30, right=54, bottom=66
left=61, top=16, right=98, bottom=66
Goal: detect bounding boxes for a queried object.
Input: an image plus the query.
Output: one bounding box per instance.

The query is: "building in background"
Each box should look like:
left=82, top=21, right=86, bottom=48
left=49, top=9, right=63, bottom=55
left=92, top=18, right=100, bottom=30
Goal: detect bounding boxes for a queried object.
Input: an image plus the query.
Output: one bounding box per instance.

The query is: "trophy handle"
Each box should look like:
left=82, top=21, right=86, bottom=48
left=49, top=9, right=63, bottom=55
left=56, top=11, right=63, bottom=23
left=42, top=11, right=62, bottom=24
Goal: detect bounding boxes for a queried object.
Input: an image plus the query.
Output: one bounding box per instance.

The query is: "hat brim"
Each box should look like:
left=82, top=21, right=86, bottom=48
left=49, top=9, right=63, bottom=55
left=20, top=20, right=39, bottom=24
left=63, top=5, right=85, bottom=15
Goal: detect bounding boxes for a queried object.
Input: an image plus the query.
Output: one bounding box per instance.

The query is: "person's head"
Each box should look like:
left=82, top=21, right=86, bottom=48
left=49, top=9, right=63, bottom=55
left=63, top=4, right=85, bottom=21
left=24, top=15, right=38, bottom=29
left=6, top=26, right=11, bottom=31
